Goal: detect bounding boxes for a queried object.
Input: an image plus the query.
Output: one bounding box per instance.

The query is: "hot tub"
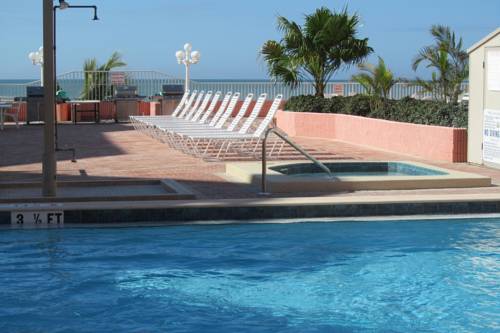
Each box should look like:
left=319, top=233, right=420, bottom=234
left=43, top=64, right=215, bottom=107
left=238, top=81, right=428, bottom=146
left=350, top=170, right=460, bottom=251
left=225, top=160, right=491, bottom=193
left=270, top=161, right=448, bottom=178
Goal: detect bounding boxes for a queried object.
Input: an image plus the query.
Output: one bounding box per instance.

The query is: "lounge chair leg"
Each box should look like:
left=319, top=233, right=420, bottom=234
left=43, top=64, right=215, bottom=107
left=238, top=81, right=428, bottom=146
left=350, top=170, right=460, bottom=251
left=224, top=141, right=232, bottom=155
left=253, top=138, right=261, bottom=155
left=215, top=141, right=226, bottom=159
left=202, top=139, right=212, bottom=157
left=277, top=140, right=285, bottom=158
left=269, top=136, right=279, bottom=157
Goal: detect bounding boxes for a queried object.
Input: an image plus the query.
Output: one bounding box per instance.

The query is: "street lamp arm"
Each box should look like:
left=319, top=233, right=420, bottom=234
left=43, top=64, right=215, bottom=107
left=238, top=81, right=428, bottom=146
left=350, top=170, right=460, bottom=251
left=54, top=4, right=99, bottom=20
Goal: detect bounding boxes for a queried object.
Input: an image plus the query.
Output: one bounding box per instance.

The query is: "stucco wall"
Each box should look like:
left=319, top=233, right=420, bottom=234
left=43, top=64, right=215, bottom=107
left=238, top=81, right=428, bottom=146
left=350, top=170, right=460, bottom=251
left=276, top=110, right=467, bottom=162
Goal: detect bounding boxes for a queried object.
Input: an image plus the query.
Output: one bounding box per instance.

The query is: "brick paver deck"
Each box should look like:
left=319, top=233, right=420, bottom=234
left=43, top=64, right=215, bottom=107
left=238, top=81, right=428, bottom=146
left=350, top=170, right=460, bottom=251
left=1, top=123, right=499, bottom=199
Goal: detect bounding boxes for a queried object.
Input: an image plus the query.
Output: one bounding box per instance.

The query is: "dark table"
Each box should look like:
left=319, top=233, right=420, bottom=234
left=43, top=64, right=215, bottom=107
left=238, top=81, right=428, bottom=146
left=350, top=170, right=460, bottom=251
left=70, top=100, right=100, bottom=124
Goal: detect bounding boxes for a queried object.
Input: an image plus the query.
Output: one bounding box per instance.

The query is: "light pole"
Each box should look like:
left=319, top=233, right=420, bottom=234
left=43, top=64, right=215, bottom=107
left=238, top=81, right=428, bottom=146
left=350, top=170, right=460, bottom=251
left=176, top=43, right=200, bottom=92
left=28, top=47, right=44, bottom=86
left=42, top=0, right=56, bottom=197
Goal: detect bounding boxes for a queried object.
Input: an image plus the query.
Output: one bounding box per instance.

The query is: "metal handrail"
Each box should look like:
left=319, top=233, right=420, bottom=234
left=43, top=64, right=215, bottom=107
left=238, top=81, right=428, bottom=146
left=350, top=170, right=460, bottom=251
left=259, top=127, right=333, bottom=195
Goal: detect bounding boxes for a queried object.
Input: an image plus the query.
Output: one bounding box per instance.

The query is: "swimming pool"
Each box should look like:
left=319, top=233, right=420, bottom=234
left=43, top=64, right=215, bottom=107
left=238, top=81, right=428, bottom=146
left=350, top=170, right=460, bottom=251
left=1, top=218, right=498, bottom=332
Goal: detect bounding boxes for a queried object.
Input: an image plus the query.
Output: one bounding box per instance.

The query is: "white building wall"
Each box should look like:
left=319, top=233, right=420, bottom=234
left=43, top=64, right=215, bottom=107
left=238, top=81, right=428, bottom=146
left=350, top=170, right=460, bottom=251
left=468, top=30, right=500, bottom=165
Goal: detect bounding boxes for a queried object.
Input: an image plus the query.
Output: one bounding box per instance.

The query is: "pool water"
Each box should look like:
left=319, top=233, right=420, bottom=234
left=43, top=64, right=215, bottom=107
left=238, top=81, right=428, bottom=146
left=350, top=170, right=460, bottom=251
left=271, top=162, right=448, bottom=177
left=1, top=218, right=499, bottom=333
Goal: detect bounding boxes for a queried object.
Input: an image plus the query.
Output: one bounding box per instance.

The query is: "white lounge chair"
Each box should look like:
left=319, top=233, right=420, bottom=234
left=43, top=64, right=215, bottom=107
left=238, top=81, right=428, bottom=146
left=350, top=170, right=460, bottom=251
left=182, top=94, right=283, bottom=160
left=182, top=91, right=206, bottom=121
left=192, top=91, right=221, bottom=122
left=171, top=93, right=279, bottom=159
left=168, top=93, right=256, bottom=154
left=145, top=91, right=232, bottom=130
left=131, top=90, right=217, bottom=137
left=136, top=91, right=234, bottom=148
left=130, top=89, right=195, bottom=133
left=131, top=90, right=198, bottom=127
left=131, top=92, right=284, bottom=161
left=158, top=92, right=241, bottom=150
left=171, top=90, right=190, bottom=117
left=175, top=90, right=199, bottom=119
left=186, top=91, right=213, bottom=121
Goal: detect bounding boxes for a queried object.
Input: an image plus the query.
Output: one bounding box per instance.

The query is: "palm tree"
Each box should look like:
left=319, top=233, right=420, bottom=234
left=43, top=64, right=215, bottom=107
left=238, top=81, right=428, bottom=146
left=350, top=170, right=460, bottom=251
left=261, top=7, right=372, bottom=97
left=81, top=52, right=127, bottom=100
left=352, top=56, right=396, bottom=98
left=412, top=25, right=468, bottom=103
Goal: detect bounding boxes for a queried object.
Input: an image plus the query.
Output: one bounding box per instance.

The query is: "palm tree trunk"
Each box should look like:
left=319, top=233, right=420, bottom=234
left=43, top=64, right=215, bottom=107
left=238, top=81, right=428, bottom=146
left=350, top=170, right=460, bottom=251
left=450, top=85, right=461, bottom=105
left=314, top=80, right=325, bottom=98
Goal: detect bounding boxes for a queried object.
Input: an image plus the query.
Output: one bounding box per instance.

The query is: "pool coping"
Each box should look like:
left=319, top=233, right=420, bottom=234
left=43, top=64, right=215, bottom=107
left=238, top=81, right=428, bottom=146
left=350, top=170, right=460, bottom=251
left=226, top=160, right=492, bottom=193
left=0, top=179, right=196, bottom=203
left=3, top=192, right=500, bottom=224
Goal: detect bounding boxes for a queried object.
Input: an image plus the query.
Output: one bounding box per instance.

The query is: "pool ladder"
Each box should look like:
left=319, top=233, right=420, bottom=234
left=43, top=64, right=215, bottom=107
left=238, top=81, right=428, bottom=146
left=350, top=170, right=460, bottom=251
left=259, top=127, right=333, bottom=196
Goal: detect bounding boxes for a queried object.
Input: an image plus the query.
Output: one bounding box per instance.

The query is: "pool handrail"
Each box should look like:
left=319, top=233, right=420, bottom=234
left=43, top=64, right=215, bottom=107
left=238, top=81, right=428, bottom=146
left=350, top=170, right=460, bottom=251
left=259, top=126, right=333, bottom=196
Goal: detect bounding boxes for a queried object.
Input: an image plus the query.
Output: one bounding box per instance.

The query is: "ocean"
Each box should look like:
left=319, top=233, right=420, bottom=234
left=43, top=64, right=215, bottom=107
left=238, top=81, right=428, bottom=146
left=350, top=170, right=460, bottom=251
left=0, top=79, right=37, bottom=84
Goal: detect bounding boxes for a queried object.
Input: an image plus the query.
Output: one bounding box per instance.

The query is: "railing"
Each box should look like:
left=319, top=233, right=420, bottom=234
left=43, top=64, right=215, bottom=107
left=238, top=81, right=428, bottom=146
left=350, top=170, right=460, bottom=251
left=259, top=127, right=332, bottom=196
left=0, top=71, right=184, bottom=100
left=55, top=70, right=184, bottom=100
left=0, top=79, right=40, bottom=99
left=191, top=81, right=469, bottom=100
left=0, top=70, right=469, bottom=101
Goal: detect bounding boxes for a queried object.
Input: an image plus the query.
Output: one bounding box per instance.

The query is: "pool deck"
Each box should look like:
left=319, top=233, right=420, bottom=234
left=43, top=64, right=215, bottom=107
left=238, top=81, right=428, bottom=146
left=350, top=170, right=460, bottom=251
left=2, top=123, right=500, bottom=222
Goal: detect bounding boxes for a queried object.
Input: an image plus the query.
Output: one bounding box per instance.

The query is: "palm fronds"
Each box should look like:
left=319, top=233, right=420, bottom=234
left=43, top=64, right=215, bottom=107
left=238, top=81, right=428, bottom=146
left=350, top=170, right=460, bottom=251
left=81, top=52, right=127, bottom=100
left=412, top=25, right=468, bottom=103
left=261, top=6, right=372, bottom=97
left=352, top=56, right=396, bottom=98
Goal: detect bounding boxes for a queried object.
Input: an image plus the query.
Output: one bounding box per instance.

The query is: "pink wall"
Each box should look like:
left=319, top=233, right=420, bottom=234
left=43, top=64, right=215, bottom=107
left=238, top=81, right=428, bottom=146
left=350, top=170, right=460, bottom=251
left=276, top=110, right=467, bottom=162
left=11, top=100, right=277, bottom=122
left=13, top=101, right=157, bottom=122
left=74, top=101, right=154, bottom=121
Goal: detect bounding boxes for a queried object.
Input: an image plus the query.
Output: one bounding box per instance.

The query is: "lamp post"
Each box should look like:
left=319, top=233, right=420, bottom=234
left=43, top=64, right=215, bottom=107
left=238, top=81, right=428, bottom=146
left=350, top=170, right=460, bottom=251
left=176, top=43, right=200, bottom=92
left=42, top=0, right=56, bottom=196
left=28, top=47, right=44, bottom=86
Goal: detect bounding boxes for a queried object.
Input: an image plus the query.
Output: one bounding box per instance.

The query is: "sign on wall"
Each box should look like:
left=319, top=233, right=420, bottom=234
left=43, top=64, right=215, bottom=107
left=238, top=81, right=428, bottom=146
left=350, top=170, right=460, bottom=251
left=487, top=49, right=500, bottom=91
left=110, top=72, right=126, bottom=86
left=11, top=211, right=64, bottom=226
left=483, top=109, right=500, bottom=164
left=332, top=84, right=344, bottom=96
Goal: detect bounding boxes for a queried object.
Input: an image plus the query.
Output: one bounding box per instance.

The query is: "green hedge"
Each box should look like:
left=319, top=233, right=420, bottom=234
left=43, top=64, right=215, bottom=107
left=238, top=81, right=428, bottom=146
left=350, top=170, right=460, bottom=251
left=284, top=95, right=468, bottom=128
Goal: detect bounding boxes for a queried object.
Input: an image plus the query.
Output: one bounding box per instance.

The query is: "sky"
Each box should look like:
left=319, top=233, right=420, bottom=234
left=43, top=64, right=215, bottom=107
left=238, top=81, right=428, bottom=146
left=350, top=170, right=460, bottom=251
left=0, top=0, right=499, bottom=80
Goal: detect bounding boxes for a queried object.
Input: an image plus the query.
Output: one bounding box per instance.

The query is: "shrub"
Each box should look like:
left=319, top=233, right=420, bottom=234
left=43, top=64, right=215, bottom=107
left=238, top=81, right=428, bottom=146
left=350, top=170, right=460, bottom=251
left=286, top=96, right=328, bottom=113
left=327, top=96, right=346, bottom=113
left=284, top=95, right=468, bottom=128
left=342, top=94, right=373, bottom=116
